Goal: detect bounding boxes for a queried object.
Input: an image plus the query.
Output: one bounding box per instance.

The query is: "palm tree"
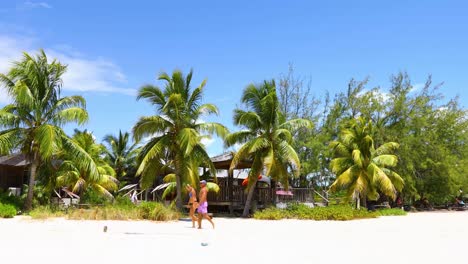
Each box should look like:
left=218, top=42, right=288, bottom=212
left=225, top=80, right=312, bottom=217
left=103, top=130, right=138, bottom=180
left=0, top=50, right=97, bottom=210
left=133, top=69, right=228, bottom=209
left=329, top=117, right=404, bottom=209
left=160, top=174, right=220, bottom=199
left=56, top=130, right=118, bottom=198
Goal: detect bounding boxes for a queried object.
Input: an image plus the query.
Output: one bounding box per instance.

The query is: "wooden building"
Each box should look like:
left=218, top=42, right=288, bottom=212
left=207, top=152, right=315, bottom=213
left=0, top=154, right=29, bottom=192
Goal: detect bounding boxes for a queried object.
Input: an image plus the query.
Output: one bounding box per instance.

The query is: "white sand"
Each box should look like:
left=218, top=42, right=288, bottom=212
left=1, top=212, right=467, bottom=264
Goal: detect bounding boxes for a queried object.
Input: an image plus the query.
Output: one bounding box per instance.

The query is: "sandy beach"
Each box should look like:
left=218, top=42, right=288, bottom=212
left=1, top=211, right=467, bottom=264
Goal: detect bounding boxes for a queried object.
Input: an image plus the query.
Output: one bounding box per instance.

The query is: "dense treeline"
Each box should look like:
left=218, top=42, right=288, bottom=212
left=279, top=66, right=468, bottom=205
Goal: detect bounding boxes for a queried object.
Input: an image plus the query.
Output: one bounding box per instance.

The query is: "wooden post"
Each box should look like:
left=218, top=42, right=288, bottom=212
left=271, top=179, right=276, bottom=206
left=228, top=169, right=234, bottom=214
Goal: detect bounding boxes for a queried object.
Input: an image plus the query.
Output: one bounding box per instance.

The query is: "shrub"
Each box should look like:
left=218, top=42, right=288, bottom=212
left=253, top=207, right=286, bottom=220
left=138, top=202, right=180, bottom=221
left=80, top=189, right=112, bottom=205
left=254, top=204, right=378, bottom=221
left=376, top=208, right=407, bottom=216
left=29, top=206, right=64, bottom=219
left=0, top=203, right=17, bottom=218
left=0, top=191, right=23, bottom=210
left=66, top=202, right=179, bottom=221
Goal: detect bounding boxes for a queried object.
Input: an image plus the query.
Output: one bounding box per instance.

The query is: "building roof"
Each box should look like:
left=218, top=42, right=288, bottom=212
left=0, top=153, right=29, bottom=167
left=210, top=152, right=252, bottom=170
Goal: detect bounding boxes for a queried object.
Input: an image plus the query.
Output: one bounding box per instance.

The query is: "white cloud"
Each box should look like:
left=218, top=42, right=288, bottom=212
left=46, top=49, right=135, bottom=96
left=201, top=137, right=215, bottom=147
left=23, top=2, right=52, bottom=9
left=0, top=89, right=11, bottom=104
left=0, top=35, right=34, bottom=105
left=0, top=33, right=136, bottom=104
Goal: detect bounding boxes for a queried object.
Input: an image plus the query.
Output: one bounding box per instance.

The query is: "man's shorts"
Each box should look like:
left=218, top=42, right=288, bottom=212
left=197, top=202, right=208, bottom=214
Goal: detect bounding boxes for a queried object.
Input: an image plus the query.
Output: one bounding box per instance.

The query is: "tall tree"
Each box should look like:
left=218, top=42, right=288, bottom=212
left=133, top=69, right=228, bottom=209
left=329, top=117, right=404, bottom=209
left=103, top=130, right=138, bottom=180
left=225, top=80, right=312, bottom=217
left=57, top=130, right=118, bottom=198
left=0, top=50, right=96, bottom=210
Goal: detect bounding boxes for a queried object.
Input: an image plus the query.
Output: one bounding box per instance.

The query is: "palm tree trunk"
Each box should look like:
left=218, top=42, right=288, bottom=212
left=242, top=178, right=258, bottom=217
left=356, top=196, right=360, bottom=210
left=175, top=173, right=182, bottom=210
left=24, top=154, right=39, bottom=211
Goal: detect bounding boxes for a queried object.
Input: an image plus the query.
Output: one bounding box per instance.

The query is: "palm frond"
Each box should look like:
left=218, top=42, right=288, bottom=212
left=132, top=116, right=172, bottom=142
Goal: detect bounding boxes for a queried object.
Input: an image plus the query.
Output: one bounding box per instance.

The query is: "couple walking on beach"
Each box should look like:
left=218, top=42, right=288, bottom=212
left=186, top=181, right=215, bottom=229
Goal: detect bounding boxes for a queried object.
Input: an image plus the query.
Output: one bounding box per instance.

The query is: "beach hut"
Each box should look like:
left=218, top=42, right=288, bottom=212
left=0, top=154, right=29, bottom=194
left=206, top=152, right=276, bottom=213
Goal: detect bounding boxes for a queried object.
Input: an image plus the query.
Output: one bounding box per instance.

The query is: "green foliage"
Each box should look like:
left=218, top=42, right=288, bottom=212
left=254, top=204, right=379, bottom=221
left=56, top=129, right=118, bottom=199
left=80, top=188, right=113, bottom=205
left=226, top=80, right=312, bottom=216
left=376, top=208, right=407, bottom=216
left=277, top=69, right=467, bottom=206
left=137, top=201, right=180, bottom=221
left=329, top=117, right=404, bottom=206
left=0, top=203, right=17, bottom=218
left=20, top=184, right=50, bottom=208
left=133, top=69, right=228, bottom=209
left=0, top=50, right=93, bottom=210
left=103, top=130, right=138, bottom=180
left=0, top=191, right=23, bottom=210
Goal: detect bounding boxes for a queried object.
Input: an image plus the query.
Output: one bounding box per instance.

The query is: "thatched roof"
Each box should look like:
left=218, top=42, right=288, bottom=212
left=0, top=153, right=29, bottom=167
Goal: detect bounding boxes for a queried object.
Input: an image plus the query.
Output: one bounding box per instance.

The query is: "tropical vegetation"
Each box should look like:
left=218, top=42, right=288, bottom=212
left=225, top=80, right=312, bottom=217
left=329, top=117, right=404, bottom=209
left=56, top=129, right=118, bottom=199
left=253, top=203, right=406, bottom=221
left=0, top=50, right=98, bottom=211
left=132, top=69, right=228, bottom=209
left=0, top=50, right=466, bottom=218
left=103, top=130, right=138, bottom=181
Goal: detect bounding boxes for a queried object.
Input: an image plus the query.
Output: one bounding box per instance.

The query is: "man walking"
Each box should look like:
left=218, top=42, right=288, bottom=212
left=198, top=180, right=215, bottom=229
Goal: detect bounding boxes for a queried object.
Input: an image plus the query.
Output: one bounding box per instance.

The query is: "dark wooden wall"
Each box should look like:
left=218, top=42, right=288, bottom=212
left=0, top=165, right=25, bottom=190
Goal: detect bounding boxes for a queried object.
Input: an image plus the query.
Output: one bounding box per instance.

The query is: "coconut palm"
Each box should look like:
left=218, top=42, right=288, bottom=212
left=103, top=130, right=138, bottom=180
left=56, top=130, right=118, bottom=198
left=133, top=69, right=228, bottom=209
left=0, top=50, right=97, bottom=210
left=329, top=117, right=404, bottom=209
left=160, top=174, right=220, bottom=199
left=225, top=80, right=312, bottom=217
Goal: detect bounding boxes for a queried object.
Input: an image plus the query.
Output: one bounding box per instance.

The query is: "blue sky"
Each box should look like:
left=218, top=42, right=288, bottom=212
left=0, top=0, right=467, bottom=155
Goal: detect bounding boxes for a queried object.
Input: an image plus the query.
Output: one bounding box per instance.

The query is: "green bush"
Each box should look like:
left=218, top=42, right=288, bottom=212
left=0, top=192, right=23, bottom=210
left=376, top=208, right=407, bottom=216
left=80, top=189, right=112, bottom=205
left=253, top=207, right=286, bottom=220
left=138, top=201, right=180, bottom=221
left=254, top=204, right=378, bottom=221
left=0, top=203, right=17, bottom=218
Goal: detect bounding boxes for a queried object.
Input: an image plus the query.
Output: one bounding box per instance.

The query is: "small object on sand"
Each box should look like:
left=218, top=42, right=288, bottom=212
left=201, top=242, right=208, bottom=246
left=103, top=226, right=108, bottom=232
